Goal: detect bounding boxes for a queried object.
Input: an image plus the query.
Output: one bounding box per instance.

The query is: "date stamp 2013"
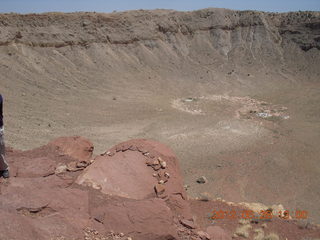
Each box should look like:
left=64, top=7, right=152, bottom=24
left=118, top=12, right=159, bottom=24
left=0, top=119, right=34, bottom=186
left=210, top=209, right=308, bottom=220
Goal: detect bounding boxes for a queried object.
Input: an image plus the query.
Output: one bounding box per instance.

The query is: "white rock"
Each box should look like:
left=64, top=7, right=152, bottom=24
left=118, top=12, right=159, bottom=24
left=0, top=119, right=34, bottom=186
left=55, top=164, right=67, bottom=174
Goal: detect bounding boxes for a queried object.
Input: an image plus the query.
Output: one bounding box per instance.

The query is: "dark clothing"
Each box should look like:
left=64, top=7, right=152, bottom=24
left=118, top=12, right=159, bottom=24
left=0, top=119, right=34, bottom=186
left=0, top=94, right=3, bottom=128
left=0, top=130, right=8, bottom=170
left=0, top=94, right=7, bottom=171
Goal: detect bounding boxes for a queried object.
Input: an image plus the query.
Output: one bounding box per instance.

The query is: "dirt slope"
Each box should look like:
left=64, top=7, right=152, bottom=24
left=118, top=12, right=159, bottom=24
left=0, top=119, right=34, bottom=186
left=0, top=8, right=320, bottom=225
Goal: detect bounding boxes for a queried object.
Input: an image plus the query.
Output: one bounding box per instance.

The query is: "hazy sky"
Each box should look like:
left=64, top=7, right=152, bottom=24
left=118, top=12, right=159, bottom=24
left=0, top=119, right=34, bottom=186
left=0, top=0, right=319, bottom=13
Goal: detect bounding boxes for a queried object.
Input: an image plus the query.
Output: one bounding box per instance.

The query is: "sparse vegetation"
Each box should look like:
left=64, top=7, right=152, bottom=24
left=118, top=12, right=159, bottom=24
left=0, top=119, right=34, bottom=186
left=234, top=224, right=252, bottom=238
left=263, top=233, right=280, bottom=240
left=253, top=228, right=264, bottom=240
left=239, top=219, right=251, bottom=225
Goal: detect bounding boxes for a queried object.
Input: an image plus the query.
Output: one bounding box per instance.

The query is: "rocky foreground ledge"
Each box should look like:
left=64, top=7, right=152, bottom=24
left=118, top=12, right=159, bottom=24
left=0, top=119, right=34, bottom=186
left=0, top=137, right=319, bottom=240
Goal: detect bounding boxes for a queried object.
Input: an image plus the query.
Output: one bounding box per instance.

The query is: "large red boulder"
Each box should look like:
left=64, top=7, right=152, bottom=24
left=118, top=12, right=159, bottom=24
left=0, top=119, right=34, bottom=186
left=76, top=138, right=192, bottom=219
left=77, top=140, right=186, bottom=196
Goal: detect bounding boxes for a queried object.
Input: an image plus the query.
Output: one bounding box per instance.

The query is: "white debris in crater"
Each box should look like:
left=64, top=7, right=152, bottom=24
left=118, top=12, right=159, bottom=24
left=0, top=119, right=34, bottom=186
left=171, top=95, right=290, bottom=120
left=171, top=98, right=204, bottom=115
left=256, top=112, right=273, bottom=118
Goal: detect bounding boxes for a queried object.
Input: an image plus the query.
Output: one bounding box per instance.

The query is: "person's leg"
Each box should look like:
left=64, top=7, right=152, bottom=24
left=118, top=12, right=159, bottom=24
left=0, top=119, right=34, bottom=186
left=0, top=129, right=9, bottom=177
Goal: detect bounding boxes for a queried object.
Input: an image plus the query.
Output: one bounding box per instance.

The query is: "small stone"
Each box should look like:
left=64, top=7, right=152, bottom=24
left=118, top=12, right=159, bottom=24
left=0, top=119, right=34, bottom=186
left=116, top=146, right=122, bottom=152
left=153, top=173, right=158, bottom=177
left=154, top=184, right=165, bottom=196
left=159, top=180, right=165, bottom=184
left=129, top=145, right=137, bottom=151
left=184, top=184, right=190, bottom=190
left=91, top=182, right=102, bottom=190
left=82, top=20, right=91, bottom=26
left=180, top=219, right=196, bottom=229
left=76, top=161, right=89, bottom=168
left=160, top=161, right=167, bottom=169
left=158, top=157, right=167, bottom=169
left=16, top=32, right=23, bottom=39
left=261, top=223, right=267, bottom=228
left=94, top=213, right=105, bottom=223
left=127, top=238, right=132, bottom=240
left=145, top=160, right=153, bottom=166
left=152, top=165, right=161, bottom=171
left=199, top=192, right=211, bottom=201
left=119, top=233, right=124, bottom=237
left=102, top=151, right=114, bottom=156
left=67, top=162, right=82, bottom=172
left=164, top=172, right=170, bottom=178
left=55, top=164, right=67, bottom=174
left=196, top=176, right=208, bottom=184
left=197, top=231, right=211, bottom=240
left=121, top=145, right=131, bottom=151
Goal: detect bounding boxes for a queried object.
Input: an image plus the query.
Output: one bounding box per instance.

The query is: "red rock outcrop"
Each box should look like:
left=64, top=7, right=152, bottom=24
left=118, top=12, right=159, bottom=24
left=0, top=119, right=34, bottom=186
left=1, top=137, right=320, bottom=240
left=77, top=138, right=192, bottom=220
